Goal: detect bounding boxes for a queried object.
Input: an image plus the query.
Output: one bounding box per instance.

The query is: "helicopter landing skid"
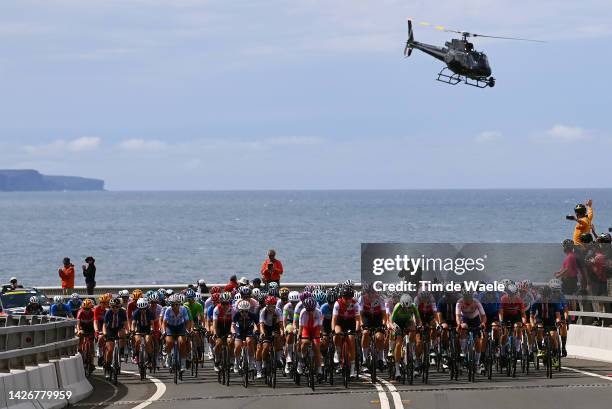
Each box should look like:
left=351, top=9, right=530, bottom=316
left=436, top=68, right=495, bottom=88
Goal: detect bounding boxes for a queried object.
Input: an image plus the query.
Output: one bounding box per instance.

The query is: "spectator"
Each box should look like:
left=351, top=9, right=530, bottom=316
left=569, top=199, right=595, bottom=244
left=224, top=274, right=239, bottom=292
left=82, top=256, right=96, bottom=295
left=586, top=234, right=611, bottom=315
left=238, top=276, right=249, bottom=286
left=58, top=257, right=75, bottom=296
left=260, top=249, right=283, bottom=287
left=197, top=279, right=208, bottom=295
left=555, top=239, right=581, bottom=295
left=9, top=277, right=23, bottom=290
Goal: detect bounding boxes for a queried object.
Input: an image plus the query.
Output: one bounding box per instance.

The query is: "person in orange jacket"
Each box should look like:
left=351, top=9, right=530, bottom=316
left=59, top=257, right=75, bottom=296
left=260, top=249, right=283, bottom=287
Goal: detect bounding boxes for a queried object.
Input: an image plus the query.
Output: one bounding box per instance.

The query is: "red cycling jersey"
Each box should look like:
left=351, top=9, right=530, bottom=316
left=500, top=294, right=524, bottom=316
left=359, top=294, right=383, bottom=316
left=333, top=298, right=359, bottom=320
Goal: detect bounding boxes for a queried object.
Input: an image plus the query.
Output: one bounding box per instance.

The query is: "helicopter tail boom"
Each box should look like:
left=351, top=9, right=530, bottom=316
left=404, top=19, right=414, bottom=57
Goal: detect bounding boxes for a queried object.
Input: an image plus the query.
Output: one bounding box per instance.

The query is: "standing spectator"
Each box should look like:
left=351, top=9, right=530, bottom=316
left=587, top=234, right=611, bottom=315
left=260, top=249, right=283, bottom=287
left=82, top=257, right=96, bottom=295
left=569, top=199, right=595, bottom=244
left=555, top=239, right=581, bottom=295
left=58, top=257, right=75, bottom=296
left=197, top=279, right=208, bottom=295
left=224, top=275, right=239, bottom=292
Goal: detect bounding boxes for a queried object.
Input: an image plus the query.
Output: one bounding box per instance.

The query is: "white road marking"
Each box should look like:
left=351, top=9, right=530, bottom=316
left=115, top=369, right=167, bottom=409
left=562, top=366, right=612, bottom=382
left=378, top=378, right=405, bottom=409
left=359, top=375, right=390, bottom=409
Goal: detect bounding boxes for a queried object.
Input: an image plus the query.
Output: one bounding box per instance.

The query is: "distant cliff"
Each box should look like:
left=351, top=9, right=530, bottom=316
left=0, top=170, right=104, bottom=191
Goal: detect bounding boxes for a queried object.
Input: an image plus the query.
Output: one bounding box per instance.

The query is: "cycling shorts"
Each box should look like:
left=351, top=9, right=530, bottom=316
left=361, top=314, right=383, bottom=329
left=215, top=322, right=232, bottom=338
left=301, top=326, right=321, bottom=343
left=166, top=324, right=186, bottom=337
left=135, top=326, right=152, bottom=335
left=503, top=314, right=522, bottom=327
left=462, top=316, right=482, bottom=336
left=234, top=327, right=254, bottom=341
left=262, top=324, right=280, bottom=342
left=536, top=318, right=557, bottom=330
left=322, top=319, right=332, bottom=335
left=105, top=328, right=124, bottom=341
left=335, top=318, right=356, bottom=333
left=420, top=312, right=435, bottom=324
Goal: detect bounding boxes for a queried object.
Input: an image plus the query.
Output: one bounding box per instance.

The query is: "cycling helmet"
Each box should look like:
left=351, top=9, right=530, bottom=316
left=341, top=287, right=354, bottom=298
left=354, top=291, right=361, bottom=300
left=233, top=293, right=241, bottom=302
left=419, top=289, right=431, bottom=299
left=98, top=294, right=111, bottom=304
left=506, top=283, right=518, bottom=295
left=303, top=285, right=314, bottom=293
left=400, top=294, right=412, bottom=308
left=29, top=296, right=39, bottom=304
left=53, top=295, right=63, bottom=304
left=238, top=276, right=249, bottom=286
left=548, top=278, right=562, bottom=291
left=220, top=292, right=232, bottom=303
left=299, top=291, right=312, bottom=302
left=574, top=203, right=587, bottom=216
left=149, top=292, right=160, bottom=302
left=211, top=293, right=221, bottom=303
left=145, top=290, right=155, bottom=299
left=198, top=279, right=206, bottom=285
left=239, top=286, right=252, bottom=298
left=500, top=279, right=512, bottom=288
left=268, top=281, right=279, bottom=289
left=268, top=287, right=279, bottom=297
left=165, top=289, right=174, bottom=297
left=176, top=294, right=186, bottom=304
left=540, top=286, right=552, bottom=298
left=517, top=281, right=528, bottom=292
left=237, top=300, right=251, bottom=311
left=279, top=287, right=290, bottom=298
left=211, top=286, right=222, bottom=294
left=562, top=239, right=574, bottom=250
left=252, top=288, right=261, bottom=298
left=137, top=298, right=149, bottom=309
left=82, top=299, right=94, bottom=309
left=132, top=289, right=143, bottom=300
left=119, top=289, right=129, bottom=297
left=597, top=233, right=612, bottom=243
left=288, top=291, right=300, bottom=303
left=265, top=296, right=277, bottom=306
left=71, top=293, right=79, bottom=300
left=343, top=279, right=355, bottom=288
left=326, top=290, right=337, bottom=304
left=194, top=292, right=202, bottom=301
left=185, top=288, right=196, bottom=299
left=461, top=289, right=474, bottom=300
left=111, top=298, right=122, bottom=307
left=314, top=290, right=326, bottom=305
left=303, top=297, right=317, bottom=311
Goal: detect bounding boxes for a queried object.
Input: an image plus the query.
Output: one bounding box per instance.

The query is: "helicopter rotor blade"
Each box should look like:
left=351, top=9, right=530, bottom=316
left=471, top=33, right=546, bottom=43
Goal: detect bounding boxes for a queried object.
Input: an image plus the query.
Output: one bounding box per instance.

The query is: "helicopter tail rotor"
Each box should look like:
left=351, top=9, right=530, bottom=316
left=404, top=18, right=414, bottom=57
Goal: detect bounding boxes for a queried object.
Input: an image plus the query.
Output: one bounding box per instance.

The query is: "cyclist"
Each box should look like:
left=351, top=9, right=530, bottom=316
left=518, top=280, right=536, bottom=350
left=76, top=299, right=95, bottom=371
left=320, top=289, right=336, bottom=366
left=94, top=293, right=111, bottom=366
left=232, top=299, right=259, bottom=374
left=212, top=292, right=234, bottom=372
left=147, top=292, right=164, bottom=367
left=206, top=292, right=221, bottom=359
left=162, top=294, right=192, bottom=373
left=549, top=278, right=569, bottom=357
left=332, top=286, right=361, bottom=378
left=132, top=298, right=155, bottom=367
left=25, top=296, right=45, bottom=315
left=385, top=291, right=401, bottom=358
left=127, top=289, right=143, bottom=328
left=414, top=289, right=437, bottom=368
left=184, top=288, right=205, bottom=365
left=478, top=286, right=501, bottom=346
left=390, top=294, right=421, bottom=380
left=67, top=293, right=82, bottom=317
left=283, top=290, right=300, bottom=374
left=257, top=295, right=284, bottom=379
left=278, top=287, right=290, bottom=309
left=499, top=283, right=526, bottom=364
left=530, top=285, right=562, bottom=365
left=103, top=298, right=129, bottom=379
left=435, top=288, right=459, bottom=367
left=118, top=290, right=130, bottom=309
left=359, top=285, right=387, bottom=370
left=298, top=297, right=323, bottom=376
left=50, top=295, right=73, bottom=318
left=455, top=290, right=487, bottom=371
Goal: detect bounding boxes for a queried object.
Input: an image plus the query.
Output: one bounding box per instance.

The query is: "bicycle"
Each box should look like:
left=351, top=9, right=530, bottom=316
left=520, top=327, right=531, bottom=375
left=217, top=335, right=231, bottom=386
left=447, top=327, right=460, bottom=381
left=239, top=340, right=252, bottom=388
left=136, top=333, right=148, bottom=380
left=167, top=335, right=182, bottom=384
left=104, top=335, right=121, bottom=385
left=189, top=332, right=200, bottom=378
left=483, top=328, right=495, bottom=380
left=300, top=334, right=318, bottom=392
left=420, top=325, right=432, bottom=384
left=263, top=332, right=278, bottom=388
left=464, top=327, right=481, bottom=383
left=150, top=330, right=161, bottom=374
left=323, top=333, right=335, bottom=385
left=399, top=328, right=415, bottom=385
left=78, top=333, right=95, bottom=378
left=362, top=327, right=381, bottom=383
left=503, top=323, right=517, bottom=378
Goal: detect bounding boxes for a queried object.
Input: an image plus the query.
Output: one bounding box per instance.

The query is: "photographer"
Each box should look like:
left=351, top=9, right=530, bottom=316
left=567, top=199, right=595, bottom=244
left=260, top=249, right=283, bottom=287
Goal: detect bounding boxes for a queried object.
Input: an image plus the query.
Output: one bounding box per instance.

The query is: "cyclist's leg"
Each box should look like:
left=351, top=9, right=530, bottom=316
left=178, top=335, right=188, bottom=370
left=333, top=324, right=343, bottom=363
left=246, top=336, right=257, bottom=371
left=105, top=338, right=114, bottom=366
left=134, top=334, right=142, bottom=362
left=361, top=328, right=371, bottom=362
left=374, top=328, right=385, bottom=363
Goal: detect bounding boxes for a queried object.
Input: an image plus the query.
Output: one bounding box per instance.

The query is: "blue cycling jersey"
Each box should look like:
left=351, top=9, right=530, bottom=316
left=478, top=292, right=500, bottom=317
left=320, top=303, right=333, bottom=321
left=206, top=304, right=215, bottom=320
left=50, top=303, right=72, bottom=317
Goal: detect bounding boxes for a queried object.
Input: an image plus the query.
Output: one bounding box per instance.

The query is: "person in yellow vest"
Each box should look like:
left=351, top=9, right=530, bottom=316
left=569, top=199, right=595, bottom=244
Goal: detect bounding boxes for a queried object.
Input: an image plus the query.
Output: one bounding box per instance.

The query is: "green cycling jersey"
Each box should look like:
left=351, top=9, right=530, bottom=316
left=390, top=303, right=420, bottom=324
left=183, top=301, right=204, bottom=325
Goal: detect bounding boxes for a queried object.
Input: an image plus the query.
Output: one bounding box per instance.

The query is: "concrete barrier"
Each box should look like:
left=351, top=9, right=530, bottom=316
left=0, top=369, right=41, bottom=409
left=566, top=325, right=612, bottom=363
left=26, top=363, right=66, bottom=409
left=53, top=355, right=92, bottom=404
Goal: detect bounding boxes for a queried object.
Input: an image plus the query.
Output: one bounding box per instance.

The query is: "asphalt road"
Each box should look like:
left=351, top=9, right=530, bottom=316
left=76, top=357, right=612, bottom=409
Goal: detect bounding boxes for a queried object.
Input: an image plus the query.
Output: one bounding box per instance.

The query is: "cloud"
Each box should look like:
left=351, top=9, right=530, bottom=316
left=545, top=125, right=591, bottom=142
left=475, top=131, right=502, bottom=143
left=23, top=137, right=101, bottom=155
left=117, top=138, right=167, bottom=151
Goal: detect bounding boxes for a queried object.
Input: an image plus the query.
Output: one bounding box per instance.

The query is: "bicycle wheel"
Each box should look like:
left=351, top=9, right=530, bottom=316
left=224, top=344, right=231, bottom=386
left=343, top=344, right=350, bottom=389
left=422, top=339, right=430, bottom=384
left=242, top=351, right=249, bottom=388
left=407, top=341, right=414, bottom=385
left=139, top=342, right=147, bottom=380
left=545, top=335, right=552, bottom=379
left=370, top=344, right=377, bottom=383
left=327, top=342, right=335, bottom=385
left=271, top=346, right=277, bottom=388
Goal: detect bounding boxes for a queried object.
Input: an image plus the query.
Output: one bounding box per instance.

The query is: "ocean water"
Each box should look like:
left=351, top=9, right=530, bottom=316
left=1, top=189, right=611, bottom=286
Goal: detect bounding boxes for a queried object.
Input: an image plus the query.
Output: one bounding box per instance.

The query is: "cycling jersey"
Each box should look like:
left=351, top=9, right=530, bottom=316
left=299, top=309, right=322, bottom=342
left=204, top=297, right=214, bottom=311
left=293, top=301, right=304, bottom=324
left=104, top=308, right=128, bottom=330
left=519, top=291, right=535, bottom=313
left=332, top=298, right=359, bottom=320
left=276, top=298, right=285, bottom=310
left=213, top=304, right=234, bottom=325
left=259, top=307, right=283, bottom=327
left=385, top=300, right=398, bottom=316
left=320, top=303, right=333, bottom=333
left=183, top=301, right=204, bottom=325
left=77, top=309, right=95, bottom=334
left=436, top=294, right=459, bottom=325
left=126, top=300, right=137, bottom=321
left=132, top=308, right=156, bottom=333
left=163, top=306, right=190, bottom=327
left=530, top=297, right=562, bottom=325
left=67, top=299, right=82, bottom=315
left=478, top=292, right=500, bottom=318
left=358, top=294, right=384, bottom=316
left=455, top=298, right=485, bottom=320
left=283, top=302, right=297, bottom=325
left=50, top=303, right=73, bottom=318
left=25, top=304, right=45, bottom=315
left=390, top=303, right=420, bottom=326
left=232, top=311, right=258, bottom=340
left=93, top=305, right=107, bottom=329
left=551, top=292, right=568, bottom=311
left=500, top=294, right=524, bottom=316
left=414, top=293, right=438, bottom=315
left=206, top=304, right=215, bottom=321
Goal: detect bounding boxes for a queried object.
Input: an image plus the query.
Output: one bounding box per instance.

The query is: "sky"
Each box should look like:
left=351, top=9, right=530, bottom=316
left=1, top=0, right=611, bottom=190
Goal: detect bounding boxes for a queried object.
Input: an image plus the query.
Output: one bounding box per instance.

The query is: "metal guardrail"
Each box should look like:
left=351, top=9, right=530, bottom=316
left=565, top=294, right=612, bottom=326
left=0, top=315, right=78, bottom=372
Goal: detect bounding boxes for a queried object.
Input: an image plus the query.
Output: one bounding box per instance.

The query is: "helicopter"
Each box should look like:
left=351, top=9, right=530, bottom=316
left=404, top=19, right=544, bottom=88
